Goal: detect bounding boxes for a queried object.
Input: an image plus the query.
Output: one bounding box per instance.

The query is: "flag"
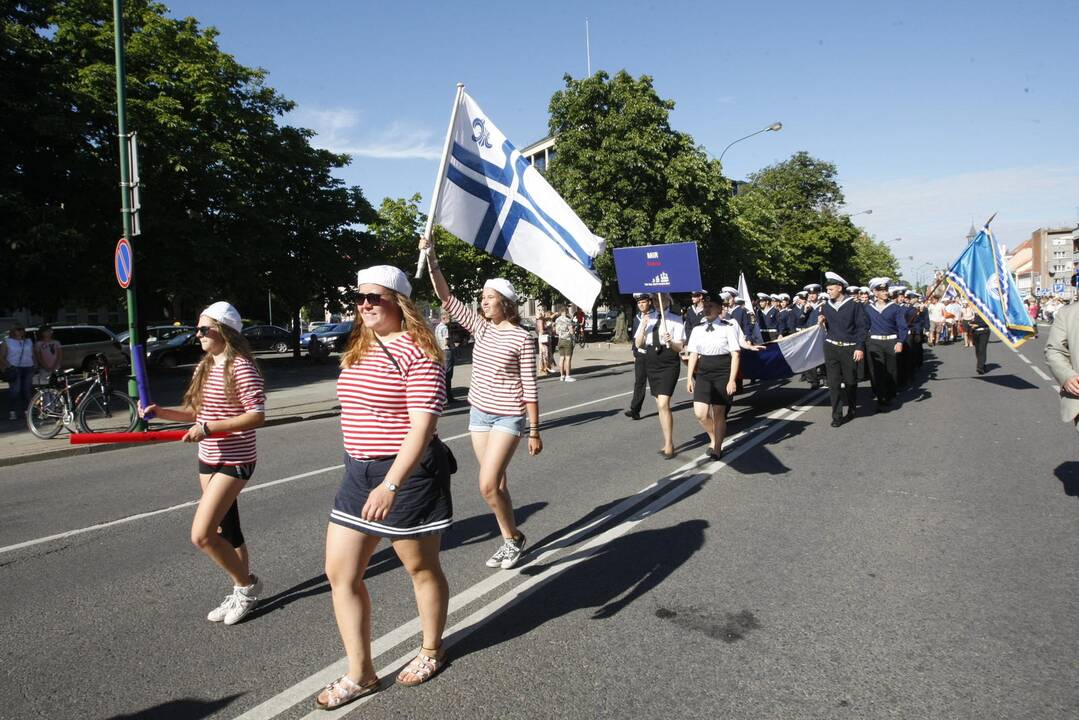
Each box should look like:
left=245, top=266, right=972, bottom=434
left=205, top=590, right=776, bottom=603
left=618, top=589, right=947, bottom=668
left=429, top=89, right=605, bottom=310
left=739, top=326, right=826, bottom=380
left=945, top=224, right=1035, bottom=348
left=737, top=272, right=753, bottom=308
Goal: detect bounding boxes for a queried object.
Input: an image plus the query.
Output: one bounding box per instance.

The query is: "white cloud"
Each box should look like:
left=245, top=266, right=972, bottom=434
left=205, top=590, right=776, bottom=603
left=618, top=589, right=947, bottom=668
left=288, top=107, right=441, bottom=161
left=843, top=164, right=1079, bottom=270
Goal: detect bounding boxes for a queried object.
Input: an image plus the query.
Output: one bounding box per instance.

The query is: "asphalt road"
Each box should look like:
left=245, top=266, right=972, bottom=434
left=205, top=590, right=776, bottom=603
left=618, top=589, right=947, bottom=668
left=1, top=335, right=1077, bottom=720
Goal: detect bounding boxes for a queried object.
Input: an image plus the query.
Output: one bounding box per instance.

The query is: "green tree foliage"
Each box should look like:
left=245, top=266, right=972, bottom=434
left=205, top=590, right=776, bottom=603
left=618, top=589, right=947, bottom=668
left=545, top=71, right=735, bottom=305
left=732, top=151, right=898, bottom=289
left=1, top=0, right=374, bottom=324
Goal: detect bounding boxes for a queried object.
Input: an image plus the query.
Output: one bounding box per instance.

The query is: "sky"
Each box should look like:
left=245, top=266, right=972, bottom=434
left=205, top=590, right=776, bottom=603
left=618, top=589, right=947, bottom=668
left=164, top=0, right=1079, bottom=284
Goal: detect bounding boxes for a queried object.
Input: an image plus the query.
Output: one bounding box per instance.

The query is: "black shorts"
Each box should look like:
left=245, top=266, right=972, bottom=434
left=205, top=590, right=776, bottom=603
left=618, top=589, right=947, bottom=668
left=330, top=439, right=453, bottom=539
left=198, top=460, right=256, bottom=480
left=693, top=355, right=733, bottom=410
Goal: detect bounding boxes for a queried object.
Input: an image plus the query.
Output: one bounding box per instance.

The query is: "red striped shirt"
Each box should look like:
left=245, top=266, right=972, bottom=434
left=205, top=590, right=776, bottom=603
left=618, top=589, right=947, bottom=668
left=337, top=333, right=446, bottom=460
left=445, top=295, right=537, bottom=416
left=197, top=358, right=265, bottom=465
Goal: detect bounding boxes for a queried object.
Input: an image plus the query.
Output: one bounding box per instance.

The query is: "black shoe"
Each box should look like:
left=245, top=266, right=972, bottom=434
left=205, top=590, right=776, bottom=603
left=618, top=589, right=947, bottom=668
left=831, top=418, right=843, bottom=427
left=707, top=449, right=723, bottom=461
left=624, top=409, right=641, bottom=420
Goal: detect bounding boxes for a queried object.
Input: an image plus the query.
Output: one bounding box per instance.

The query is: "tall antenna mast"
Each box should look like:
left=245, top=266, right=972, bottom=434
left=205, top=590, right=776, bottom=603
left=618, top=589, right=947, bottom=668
left=585, top=18, right=591, bottom=76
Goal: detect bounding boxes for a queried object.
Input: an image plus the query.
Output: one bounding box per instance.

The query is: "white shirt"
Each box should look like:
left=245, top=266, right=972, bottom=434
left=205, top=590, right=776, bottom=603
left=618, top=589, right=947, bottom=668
left=4, top=337, right=34, bottom=367
left=637, top=311, right=686, bottom=346
left=687, top=318, right=743, bottom=356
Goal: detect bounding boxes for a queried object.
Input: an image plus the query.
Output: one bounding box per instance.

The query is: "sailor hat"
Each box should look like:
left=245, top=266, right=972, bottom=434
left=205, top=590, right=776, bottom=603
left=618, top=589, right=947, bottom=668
left=357, top=265, right=412, bottom=298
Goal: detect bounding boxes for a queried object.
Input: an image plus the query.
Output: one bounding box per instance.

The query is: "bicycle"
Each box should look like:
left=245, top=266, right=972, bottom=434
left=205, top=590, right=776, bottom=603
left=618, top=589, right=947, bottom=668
left=26, top=354, right=138, bottom=439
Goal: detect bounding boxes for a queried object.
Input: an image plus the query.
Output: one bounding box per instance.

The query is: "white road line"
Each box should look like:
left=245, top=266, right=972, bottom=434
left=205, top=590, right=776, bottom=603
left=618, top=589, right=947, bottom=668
left=234, top=390, right=826, bottom=720
left=1032, top=366, right=1051, bottom=382
left=1018, top=354, right=1032, bottom=364
left=0, top=387, right=640, bottom=557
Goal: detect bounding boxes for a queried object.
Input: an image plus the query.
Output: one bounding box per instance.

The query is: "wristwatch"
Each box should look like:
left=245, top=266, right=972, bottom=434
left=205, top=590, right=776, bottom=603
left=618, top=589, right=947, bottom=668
left=383, top=482, right=398, bottom=493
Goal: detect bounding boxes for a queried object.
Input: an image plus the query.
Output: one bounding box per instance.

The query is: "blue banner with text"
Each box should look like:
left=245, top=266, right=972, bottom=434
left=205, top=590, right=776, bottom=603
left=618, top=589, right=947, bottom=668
left=613, top=242, right=703, bottom=294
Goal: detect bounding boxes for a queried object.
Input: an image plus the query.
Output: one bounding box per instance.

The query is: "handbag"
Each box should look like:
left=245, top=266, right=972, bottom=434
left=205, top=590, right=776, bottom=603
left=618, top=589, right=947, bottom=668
left=373, top=336, right=457, bottom=475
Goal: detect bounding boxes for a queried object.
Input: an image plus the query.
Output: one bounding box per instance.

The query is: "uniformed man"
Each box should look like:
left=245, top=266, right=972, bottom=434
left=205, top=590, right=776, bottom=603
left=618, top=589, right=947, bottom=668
left=799, top=283, right=824, bottom=387
left=758, top=293, right=778, bottom=342
left=969, top=310, right=991, bottom=374
left=865, top=278, right=909, bottom=410
left=818, top=271, right=868, bottom=426
left=777, top=293, right=794, bottom=336
left=891, top=286, right=914, bottom=386
left=684, top=289, right=708, bottom=344
left=624, top=293, right=654, bottom=420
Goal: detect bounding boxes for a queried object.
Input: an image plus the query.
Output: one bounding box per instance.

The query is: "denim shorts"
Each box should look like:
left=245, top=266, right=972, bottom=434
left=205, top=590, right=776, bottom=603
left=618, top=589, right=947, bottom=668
left=468, top=406, right=527, bottom=437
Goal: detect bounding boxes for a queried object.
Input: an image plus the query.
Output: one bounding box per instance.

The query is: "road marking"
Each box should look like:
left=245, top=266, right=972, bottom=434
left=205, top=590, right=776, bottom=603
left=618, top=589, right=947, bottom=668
left=233, top=390, right=827, bottom=720
left=1017, top=354, right=1032, bottom=364
left=0, top=385, right=641, bottom=557
left=1032, top=366, right=1051, bottom=382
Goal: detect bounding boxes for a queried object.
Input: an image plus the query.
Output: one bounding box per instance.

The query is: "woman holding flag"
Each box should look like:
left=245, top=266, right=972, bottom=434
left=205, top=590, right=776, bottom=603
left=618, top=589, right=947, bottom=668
left=139, top=302, right=266, bottom=626
left=420, top=235, right=541, bottom=571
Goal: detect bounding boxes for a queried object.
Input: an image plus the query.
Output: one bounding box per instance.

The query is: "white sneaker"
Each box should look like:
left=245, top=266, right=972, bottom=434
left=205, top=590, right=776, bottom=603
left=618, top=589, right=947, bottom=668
left=223, top=575, right=262, bottom=625
left=207, top=590, right=238, bottom=622
left=559, top=376, right=565, bottom=382
left=564, top=376, right=577, bottom=383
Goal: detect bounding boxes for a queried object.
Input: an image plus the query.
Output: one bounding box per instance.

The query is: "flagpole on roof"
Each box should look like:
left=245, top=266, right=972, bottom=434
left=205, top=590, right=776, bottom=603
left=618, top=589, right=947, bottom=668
left=416, top=83, right=466, bottom=279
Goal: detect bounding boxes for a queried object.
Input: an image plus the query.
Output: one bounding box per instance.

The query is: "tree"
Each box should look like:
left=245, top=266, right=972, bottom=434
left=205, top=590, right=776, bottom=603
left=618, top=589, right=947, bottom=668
left=545, top=71, right=735, bottom=308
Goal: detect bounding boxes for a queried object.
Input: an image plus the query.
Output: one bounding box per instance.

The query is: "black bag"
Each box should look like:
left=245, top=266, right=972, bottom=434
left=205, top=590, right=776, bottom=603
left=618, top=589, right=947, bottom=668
left=374, top=336, right=457, bottom=475
left=2, top=366, right=16, bottom=384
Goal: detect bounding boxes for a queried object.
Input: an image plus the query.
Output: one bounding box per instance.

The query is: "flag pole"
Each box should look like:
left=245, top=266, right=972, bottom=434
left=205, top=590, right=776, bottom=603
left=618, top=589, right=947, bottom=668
left=417, top=82, right=466, bottom=279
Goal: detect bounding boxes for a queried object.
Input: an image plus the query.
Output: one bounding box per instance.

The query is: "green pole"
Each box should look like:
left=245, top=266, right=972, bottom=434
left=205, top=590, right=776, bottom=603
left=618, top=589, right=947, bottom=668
left=113, top=0, right=142, bottom=415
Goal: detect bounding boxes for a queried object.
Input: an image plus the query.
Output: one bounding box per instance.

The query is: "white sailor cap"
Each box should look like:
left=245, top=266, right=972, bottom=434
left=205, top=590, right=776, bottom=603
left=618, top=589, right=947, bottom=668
left=717, top=291, right=734, bottom=301
left=757, top=292, right=770, bottom=300
left=868, top=277, right=891, bottom=291
left=889, top=285, right=906, bottom=296
left=483, top=278, right=518, bottom=302
left=633, top=292, right=652, bottom=300
left=804, top=283, right=822, bottom=293
left=796, top=291, right=808, bottom=299
left=778, top=293, right=790, bottom=301
left=769, top=293, right=781, bottom=300
left=721, top=286, right=738, bottom=295
left=824, top=271, right=848, bottom=287
left=734, top=296, right=746, bottom=303
left=201, top=301, right=243, bottom=332
left=691, top=288, right=709, bottom=296
left=357, top=265, right=412, bottom=298
left=905, top=290, right=919, bottom=298
left=858, top=286, right=871, bottom=294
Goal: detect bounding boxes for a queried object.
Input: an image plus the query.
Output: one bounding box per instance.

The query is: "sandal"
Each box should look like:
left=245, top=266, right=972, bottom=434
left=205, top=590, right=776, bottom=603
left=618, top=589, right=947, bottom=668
left=396, top=646, right=445, bottom=686
left=314, top=675, right=380, bottom=710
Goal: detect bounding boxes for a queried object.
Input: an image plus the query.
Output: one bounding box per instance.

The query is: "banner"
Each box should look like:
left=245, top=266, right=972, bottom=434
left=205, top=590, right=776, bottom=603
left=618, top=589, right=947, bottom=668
left=613, top=242, right=703, bottom=294
left=739, top=326, right=825, bottom=380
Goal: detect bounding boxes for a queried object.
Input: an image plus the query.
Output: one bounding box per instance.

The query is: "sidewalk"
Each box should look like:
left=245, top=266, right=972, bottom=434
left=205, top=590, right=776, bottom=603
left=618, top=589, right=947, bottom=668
left=0, top=340, right=633, bottom=467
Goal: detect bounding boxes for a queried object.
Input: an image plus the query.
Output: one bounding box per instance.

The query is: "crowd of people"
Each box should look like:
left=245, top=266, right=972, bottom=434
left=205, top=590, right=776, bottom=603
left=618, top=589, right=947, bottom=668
left=1, top=324, right=63, bottom=421
left=56, top=241, right=1058, bottom=711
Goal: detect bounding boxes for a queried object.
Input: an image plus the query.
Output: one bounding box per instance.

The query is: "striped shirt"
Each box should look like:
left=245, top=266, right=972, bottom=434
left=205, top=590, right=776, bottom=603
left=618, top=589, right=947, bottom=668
left=445, top=295, right=537, bottom=416
left=197, top=358, right=265, bottom=465
left=337, top=333, right=446, bottom=460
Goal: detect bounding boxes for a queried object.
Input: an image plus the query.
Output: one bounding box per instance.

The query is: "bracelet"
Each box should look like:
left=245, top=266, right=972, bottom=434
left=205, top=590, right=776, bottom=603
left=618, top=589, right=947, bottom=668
left=202, top=422, right=211, bottom=437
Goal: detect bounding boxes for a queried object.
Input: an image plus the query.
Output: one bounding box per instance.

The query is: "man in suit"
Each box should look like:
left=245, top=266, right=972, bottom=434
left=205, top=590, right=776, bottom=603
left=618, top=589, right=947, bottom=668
left=1046, top=301, right=1079, bottom=431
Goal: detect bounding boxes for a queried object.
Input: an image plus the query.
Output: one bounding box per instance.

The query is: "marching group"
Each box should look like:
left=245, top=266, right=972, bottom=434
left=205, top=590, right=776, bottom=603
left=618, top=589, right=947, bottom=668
left=101, top=239, right=1009, bottom=711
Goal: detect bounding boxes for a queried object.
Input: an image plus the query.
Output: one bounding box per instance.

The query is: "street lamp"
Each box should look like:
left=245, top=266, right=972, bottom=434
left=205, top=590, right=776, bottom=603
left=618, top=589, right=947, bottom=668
left=848, top=209, right=873, bottom=218
left=717, top=121, right=783, bottom=165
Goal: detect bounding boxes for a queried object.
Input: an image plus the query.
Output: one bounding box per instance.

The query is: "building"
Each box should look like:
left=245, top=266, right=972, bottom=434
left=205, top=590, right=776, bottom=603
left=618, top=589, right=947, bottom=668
left=1028, top=226, right=1079, bottom=297
left=1007, top=239, right=1034, bottom=297
left=520, top=136, right=556, bottom=174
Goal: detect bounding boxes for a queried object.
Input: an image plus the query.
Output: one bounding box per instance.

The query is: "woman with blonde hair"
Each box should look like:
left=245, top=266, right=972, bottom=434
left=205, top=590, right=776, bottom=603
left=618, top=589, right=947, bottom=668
left=316, top=265, right=453, bottom=709
left=420, top=234, right=541, bottom=571
left=139, top=302, right=266, bottom=626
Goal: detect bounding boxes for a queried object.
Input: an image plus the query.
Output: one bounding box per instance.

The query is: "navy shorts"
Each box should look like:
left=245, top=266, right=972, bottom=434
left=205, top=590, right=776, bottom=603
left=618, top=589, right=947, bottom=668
left=330, top=440, right=453, bottom=539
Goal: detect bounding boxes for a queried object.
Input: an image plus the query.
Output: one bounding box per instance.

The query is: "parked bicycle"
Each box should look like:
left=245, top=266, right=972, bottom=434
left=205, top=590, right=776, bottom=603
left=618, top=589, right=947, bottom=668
left=26, top=354, right=138, bottom=439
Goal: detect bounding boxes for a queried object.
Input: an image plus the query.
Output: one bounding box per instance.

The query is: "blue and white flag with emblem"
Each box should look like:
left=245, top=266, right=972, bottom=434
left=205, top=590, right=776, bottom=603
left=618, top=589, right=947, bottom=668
left=429, top=89, right=605, bottom=310
left=945, top=223, right=1035, bottom=348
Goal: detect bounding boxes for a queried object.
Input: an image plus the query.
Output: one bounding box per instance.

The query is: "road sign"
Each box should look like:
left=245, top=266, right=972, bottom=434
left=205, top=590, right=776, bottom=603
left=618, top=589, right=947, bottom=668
left=115, top=237, right=133, bottom=289
left=1054, top=281, right=1065, bottom=294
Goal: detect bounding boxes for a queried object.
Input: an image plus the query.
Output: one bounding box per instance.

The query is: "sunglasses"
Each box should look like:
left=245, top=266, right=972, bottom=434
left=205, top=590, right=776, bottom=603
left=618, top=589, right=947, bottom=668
left=195, top=326, right=215, bottom=336
left=358, top=293, right=391, bottom=306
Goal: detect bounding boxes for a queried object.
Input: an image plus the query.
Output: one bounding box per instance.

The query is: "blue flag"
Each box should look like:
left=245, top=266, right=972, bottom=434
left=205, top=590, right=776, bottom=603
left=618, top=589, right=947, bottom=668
left=945, top=225, right=1035, bottom=348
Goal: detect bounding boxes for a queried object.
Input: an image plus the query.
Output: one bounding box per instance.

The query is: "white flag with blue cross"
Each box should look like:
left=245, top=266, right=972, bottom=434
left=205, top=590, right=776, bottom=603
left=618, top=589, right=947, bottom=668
left=430, top=90, right=605, bottom=310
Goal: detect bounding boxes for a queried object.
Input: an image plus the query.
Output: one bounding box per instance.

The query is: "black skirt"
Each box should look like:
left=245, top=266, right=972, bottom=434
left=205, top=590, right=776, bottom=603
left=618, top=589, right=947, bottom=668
left=645, top=346, right=681, bottom=397
left=693, top=354, right=733, bottom=410
left=330, top=439, right=453, bottom=539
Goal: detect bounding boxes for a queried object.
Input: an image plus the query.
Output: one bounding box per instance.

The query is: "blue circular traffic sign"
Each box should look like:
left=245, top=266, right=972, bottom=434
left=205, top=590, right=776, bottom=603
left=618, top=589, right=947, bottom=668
left=115, top=237, right=133, bottom=289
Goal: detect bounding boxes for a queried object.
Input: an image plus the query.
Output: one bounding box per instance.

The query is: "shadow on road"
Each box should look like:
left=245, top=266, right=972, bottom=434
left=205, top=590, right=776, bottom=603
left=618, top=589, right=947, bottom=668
left=245, top=502, right=549, bottom=619
left=974, top=374, right=1039, bottom=390
left=1053, top=462, right=1079, bottom=498
left=446, top=518, right=707, bottom=661
left=107, top=694, right=242, bottom=720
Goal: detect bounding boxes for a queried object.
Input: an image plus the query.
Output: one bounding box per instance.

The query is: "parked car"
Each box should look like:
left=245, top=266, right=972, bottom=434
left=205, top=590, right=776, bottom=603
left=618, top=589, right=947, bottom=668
left=28, top=325, right=127, bottom=371
left=117, top=325, right=195, bottom=345
left=307, top=321, right=334, bottom=333
left=595, top=308, right=621, bottom=334
left=518, top=318, right=539, bottom=351
left=300, top=321, right=354, bottom=352
left=146, top=331, right=204, bottom=368
left=242, top=325, right=293, bottom=353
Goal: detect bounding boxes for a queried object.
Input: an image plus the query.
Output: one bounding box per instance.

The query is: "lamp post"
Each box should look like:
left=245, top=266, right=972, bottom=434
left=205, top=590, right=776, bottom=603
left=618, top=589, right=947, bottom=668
left=717, top=121, right=783, bottom=165
left=848, top=209, right=873, bottom=218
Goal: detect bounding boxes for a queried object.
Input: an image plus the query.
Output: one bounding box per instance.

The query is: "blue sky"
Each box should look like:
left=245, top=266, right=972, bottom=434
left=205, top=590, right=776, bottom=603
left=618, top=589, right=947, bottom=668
left=165, top=0, right=1078, bottom=282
